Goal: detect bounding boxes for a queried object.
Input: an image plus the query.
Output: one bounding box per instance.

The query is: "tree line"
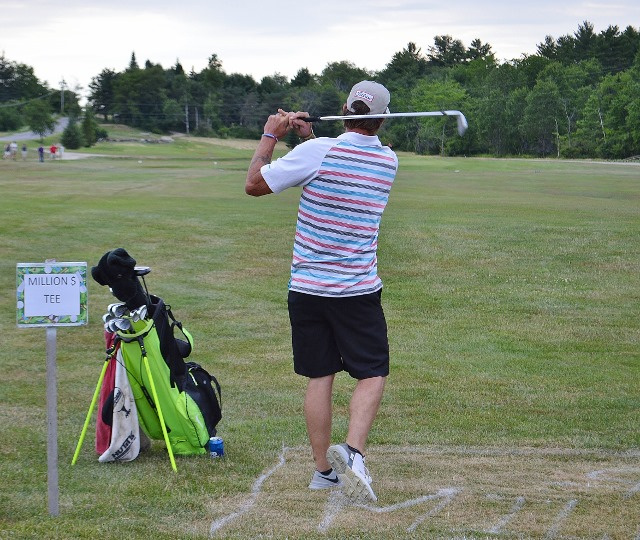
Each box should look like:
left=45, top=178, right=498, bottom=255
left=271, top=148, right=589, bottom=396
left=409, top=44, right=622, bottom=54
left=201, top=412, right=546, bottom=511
left=0, top=54, right=101, bottom=147
left=2, top=21, right=639, bottom=158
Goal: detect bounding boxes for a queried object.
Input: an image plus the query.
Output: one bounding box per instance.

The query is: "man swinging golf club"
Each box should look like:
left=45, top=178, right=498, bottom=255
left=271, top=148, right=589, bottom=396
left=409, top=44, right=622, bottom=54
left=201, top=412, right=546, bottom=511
left=245, top=81, right=398, bottom=503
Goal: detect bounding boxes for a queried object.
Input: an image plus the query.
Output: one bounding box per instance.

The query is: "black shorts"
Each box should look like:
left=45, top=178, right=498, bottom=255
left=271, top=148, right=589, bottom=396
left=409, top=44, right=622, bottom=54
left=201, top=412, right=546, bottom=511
left=287, top=290, right=389, bottom=379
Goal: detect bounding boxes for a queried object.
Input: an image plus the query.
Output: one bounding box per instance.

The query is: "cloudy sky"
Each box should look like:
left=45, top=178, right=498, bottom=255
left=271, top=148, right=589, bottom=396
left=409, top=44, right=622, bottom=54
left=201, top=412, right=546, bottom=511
left=2, top=0, right=638, bottom=98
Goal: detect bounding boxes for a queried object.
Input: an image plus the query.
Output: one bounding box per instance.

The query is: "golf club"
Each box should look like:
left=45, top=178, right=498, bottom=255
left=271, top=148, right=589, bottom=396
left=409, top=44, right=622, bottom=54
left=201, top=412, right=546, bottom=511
left=108, top=302, right=128, bottom=318
left=131, top=305, right=148, bottom=322
left=114, top=318, right=132, bottom=331
left=106, top=319, right=119, bottom=333
left=303, top=110, right=469, bottom=136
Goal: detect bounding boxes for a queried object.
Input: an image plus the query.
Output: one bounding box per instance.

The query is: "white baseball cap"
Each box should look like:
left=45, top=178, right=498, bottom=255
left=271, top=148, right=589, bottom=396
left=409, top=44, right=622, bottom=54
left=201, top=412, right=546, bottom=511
left=346, top=81, right=391, bottom=115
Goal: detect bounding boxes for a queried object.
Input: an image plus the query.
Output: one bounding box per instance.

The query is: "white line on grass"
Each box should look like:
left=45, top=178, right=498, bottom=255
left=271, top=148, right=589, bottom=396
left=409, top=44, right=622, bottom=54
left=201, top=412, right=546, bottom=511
left=544, top=499, right=578, bottom=539
left=317, top=490, right=346, bottom=533
left=387, top=445, right=640, bottom=459
left=406, top=489, right=461, bottom=533
left=209, top=444, right=288, bottom=537
left=586, top=467, right=640, bottom=496
left=626, top=482, right=640, bottom=500
left=486, top=496, right=526, bottom=534
left=317, top=487, right=462, bottom=533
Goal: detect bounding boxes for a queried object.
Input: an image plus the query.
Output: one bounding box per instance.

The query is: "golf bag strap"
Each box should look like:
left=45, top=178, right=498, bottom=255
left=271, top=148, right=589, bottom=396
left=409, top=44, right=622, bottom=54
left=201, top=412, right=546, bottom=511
left=105, top=341, right=119, bottom=361
left=166, top=306, right=194, bottom=353
left=115, top=319, right=155, bottom=343
left=212, top=374, right=221, bottom=407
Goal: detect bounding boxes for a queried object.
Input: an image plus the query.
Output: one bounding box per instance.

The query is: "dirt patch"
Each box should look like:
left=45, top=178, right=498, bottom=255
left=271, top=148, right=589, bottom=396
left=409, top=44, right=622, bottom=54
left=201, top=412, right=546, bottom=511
left=182, top=136, right=259, bottom=150
left=62, top=152, right=109, bottom=160
left=208, top=445, right=640, bottom=538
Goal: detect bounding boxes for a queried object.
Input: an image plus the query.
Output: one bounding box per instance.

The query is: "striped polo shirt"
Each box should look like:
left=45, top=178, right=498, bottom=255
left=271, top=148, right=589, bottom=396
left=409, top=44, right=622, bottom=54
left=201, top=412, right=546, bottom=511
left=262, top=131, right=398, bottom=297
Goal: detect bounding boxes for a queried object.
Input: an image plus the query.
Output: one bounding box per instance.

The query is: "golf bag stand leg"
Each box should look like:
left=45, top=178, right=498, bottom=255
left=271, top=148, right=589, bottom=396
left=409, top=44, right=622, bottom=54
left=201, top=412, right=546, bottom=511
left=139, top=338, right=178, bottom=472
left=71, top=354, right=111, bottom=465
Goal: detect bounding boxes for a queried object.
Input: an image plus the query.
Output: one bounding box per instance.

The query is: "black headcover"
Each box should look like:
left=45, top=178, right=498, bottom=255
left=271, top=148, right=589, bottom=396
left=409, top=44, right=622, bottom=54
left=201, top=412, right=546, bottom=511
left=91, top=248, right=148, bottom=310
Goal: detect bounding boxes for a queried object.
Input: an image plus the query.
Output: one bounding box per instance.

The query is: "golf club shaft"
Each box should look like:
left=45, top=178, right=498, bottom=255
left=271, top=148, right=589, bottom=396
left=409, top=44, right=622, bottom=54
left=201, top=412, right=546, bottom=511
left=302, top=110, right=468, bottom=135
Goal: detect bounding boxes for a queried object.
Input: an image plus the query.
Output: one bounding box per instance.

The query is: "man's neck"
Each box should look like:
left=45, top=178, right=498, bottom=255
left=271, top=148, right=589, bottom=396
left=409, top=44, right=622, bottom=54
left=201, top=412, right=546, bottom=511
left=345, top=128, right=376, bottom=136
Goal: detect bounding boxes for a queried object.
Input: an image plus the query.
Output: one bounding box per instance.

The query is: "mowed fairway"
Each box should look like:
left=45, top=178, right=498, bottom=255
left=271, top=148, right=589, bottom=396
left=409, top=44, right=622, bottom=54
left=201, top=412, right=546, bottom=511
left=0, top=130, right=638, bottom=539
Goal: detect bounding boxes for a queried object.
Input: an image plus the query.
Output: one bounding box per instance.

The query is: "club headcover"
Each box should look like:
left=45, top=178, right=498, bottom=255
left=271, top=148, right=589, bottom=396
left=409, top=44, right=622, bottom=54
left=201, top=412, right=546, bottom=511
left=92, top=248, right=148, bottom=310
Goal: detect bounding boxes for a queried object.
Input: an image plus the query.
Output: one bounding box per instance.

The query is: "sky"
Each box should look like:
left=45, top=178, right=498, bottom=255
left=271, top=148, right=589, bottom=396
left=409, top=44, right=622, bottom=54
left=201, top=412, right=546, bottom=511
left=2, top=0, right=639, bottom=100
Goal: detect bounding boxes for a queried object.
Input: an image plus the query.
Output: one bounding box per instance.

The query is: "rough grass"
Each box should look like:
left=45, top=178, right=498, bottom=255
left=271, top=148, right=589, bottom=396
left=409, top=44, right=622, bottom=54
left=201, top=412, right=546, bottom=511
left=0, top=129, right=638, bottom=538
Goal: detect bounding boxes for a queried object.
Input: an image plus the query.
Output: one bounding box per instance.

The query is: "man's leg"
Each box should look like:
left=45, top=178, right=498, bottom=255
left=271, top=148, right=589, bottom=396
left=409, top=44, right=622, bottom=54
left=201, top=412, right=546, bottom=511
left=326, top=375, right=386, bottom=503
left=346, top=375, right=386, bottom=454
left=304, top=374, right=335, bottom=472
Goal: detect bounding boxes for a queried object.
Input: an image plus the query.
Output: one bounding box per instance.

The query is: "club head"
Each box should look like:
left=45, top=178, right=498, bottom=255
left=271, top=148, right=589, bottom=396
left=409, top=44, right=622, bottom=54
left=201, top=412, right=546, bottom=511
left=108, top=302, right=128, bottom=318
left=114, top=318, right=132, bottom=331
left=456, top=113, right=468, bottom=136
left=131, top=305, right=148, bottom=322
left=106, top=320, right=119, bottom=333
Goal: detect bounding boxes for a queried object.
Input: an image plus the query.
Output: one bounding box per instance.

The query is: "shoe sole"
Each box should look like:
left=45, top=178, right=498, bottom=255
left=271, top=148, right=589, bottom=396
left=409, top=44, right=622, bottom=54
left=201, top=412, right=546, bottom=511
left=308, top=481, right=341, bottom=490
left=326, top=446, right=377, bottom=504
left=308, top=476, right=341, bottom=490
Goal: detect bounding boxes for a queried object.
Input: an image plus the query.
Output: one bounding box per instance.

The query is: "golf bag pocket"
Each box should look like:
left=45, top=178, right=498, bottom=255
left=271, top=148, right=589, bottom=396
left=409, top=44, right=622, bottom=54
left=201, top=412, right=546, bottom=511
left=185, top=362, right=222, bottom=437
left=98, top=348, right=141, bottom=463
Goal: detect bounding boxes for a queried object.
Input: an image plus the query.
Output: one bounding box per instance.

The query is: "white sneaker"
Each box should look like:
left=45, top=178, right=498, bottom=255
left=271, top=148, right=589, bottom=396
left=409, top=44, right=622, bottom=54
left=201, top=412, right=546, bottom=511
left=326, top=443, right=377, bottom=503
left=308, top=469, right=342, bottom=490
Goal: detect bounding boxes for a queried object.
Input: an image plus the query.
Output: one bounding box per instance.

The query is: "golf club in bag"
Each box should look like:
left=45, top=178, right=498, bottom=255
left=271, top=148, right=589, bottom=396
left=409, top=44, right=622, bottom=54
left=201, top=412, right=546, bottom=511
left=303, top=110, right=469, bottom=136
left=72, top=248, right=222, bottom=471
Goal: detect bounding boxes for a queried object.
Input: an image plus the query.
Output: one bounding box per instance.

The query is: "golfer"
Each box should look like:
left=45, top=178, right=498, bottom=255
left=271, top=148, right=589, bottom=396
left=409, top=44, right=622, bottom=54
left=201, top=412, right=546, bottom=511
left=245, top=81, right=398, bottom=503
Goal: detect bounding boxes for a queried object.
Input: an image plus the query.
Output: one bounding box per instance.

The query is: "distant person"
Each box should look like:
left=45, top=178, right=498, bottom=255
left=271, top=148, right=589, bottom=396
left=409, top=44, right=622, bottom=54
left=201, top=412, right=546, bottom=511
left=3, top=144, right=9, bottom=160
left=38, top=145, right=44, bottom=162
left=10, top=141, right=18, bottom=160
left=50, top=144, right=57, bottom=159
left=57, top=144, right=64, bottom=159
left=21, top=144, right=27, bottom=160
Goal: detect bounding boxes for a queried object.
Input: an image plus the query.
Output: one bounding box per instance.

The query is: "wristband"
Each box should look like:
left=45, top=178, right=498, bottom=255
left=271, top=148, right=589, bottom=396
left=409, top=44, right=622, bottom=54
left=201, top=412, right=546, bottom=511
left=262, top=133, right=278, bottom=142
left=302, top=131, right=316, bottom=141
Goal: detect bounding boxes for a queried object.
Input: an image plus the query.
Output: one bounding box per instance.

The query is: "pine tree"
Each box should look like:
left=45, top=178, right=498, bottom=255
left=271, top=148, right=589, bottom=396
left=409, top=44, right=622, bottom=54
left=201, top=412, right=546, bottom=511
left=81, top=106, right=99, bottom=147
left=61, top=117, right=84, bottom=149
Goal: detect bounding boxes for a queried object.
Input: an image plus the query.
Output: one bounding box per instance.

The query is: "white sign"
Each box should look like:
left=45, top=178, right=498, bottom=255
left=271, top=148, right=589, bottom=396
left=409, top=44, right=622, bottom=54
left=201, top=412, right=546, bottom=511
left=24, top=272, right=81, bottom=316
left=17, top=262, right=88, bottom=327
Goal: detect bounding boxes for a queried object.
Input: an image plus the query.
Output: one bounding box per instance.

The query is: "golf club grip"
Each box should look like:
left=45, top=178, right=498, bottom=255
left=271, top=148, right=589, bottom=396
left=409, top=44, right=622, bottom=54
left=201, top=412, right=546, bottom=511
left=302, top=117, right=321, bottom=122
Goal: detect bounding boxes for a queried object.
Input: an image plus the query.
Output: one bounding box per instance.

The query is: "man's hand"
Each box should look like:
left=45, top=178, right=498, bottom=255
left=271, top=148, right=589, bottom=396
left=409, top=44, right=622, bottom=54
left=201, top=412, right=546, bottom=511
left=263, top=110, right=293, bottom=140
left=278, top=109, right=314, bottom=139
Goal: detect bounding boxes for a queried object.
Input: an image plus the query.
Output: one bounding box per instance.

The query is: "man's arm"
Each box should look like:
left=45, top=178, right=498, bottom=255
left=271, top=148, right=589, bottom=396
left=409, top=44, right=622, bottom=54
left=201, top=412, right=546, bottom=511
left=245, top=136, right=277, bottom=196
left=245, top=112, right=292, bottom=197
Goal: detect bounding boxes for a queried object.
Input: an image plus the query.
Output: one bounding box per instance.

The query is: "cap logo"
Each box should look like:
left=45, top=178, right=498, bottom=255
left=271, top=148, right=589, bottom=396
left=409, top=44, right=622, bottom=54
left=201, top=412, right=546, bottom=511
left=354, top=90, right=374, bottom=103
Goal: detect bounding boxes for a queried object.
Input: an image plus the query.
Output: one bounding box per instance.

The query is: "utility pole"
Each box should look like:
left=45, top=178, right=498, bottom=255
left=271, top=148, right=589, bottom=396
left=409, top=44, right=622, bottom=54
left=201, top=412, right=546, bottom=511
left=184, top=103, right=189, bottom=135
left=59, top=79, right=66, bottom=114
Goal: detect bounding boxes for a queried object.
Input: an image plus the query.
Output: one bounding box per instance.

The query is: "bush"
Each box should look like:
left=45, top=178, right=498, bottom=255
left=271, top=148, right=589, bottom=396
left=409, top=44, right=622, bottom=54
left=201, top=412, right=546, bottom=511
left=218, top=124, right=261, bottom=139
left=0, top=107, right=22, bottom=131
left=95, top=127, right=109, bottom=140
left=61, top=121, right=84, bottom=149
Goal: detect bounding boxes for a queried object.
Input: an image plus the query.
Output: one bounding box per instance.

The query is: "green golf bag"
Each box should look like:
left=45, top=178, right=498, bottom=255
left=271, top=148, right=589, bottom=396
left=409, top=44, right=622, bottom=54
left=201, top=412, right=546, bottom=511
left=114, top=294, right=222, bottom=455
left=74, top=248, right=222, bottom=469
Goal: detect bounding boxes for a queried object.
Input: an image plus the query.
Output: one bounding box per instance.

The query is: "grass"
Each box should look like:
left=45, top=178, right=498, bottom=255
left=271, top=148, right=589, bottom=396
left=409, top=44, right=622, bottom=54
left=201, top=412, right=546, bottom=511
left=0, top=127, right=638, bottom=538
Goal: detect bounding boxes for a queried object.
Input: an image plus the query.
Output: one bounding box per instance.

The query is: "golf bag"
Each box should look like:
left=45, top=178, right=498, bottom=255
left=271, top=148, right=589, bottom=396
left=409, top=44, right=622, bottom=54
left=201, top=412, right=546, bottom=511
left=90, top=248, right=222, bottom=459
